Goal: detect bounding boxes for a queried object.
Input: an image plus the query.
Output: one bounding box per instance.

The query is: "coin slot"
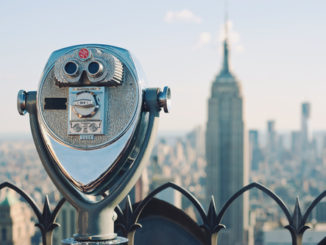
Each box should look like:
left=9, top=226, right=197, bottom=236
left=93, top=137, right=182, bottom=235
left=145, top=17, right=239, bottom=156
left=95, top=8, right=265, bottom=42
left=44, top=98, right=67, bottom=110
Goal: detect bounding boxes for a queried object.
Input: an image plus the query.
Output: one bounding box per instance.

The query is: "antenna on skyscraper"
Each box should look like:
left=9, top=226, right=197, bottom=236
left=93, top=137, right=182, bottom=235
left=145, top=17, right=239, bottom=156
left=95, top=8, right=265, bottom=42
left=224, top=0, right=229, bottom=41
left=220, top=0, right=230, bottom=73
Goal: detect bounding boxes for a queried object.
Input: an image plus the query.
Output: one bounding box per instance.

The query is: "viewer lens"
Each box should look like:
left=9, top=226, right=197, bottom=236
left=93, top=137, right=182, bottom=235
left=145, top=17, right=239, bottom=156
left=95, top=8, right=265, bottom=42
left=88, top=62, right=102, bottom=76
left=64, top=61, right=78, bottom=76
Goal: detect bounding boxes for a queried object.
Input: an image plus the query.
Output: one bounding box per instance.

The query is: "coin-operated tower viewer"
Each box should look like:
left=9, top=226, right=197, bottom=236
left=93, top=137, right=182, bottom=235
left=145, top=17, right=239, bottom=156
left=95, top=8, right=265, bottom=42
left=17, top=44, right=171, bottom=244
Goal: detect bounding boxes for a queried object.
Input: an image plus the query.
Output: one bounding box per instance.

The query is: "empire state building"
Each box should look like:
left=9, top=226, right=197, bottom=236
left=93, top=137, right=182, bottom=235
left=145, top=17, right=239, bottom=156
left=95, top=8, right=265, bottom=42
left=205, top=29, right=249, bottom=244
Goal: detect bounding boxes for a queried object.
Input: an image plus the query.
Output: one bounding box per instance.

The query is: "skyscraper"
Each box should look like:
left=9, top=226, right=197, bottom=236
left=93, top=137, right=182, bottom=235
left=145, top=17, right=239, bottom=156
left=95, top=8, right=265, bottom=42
left=267, top=120, right=277, bottom=154
left=205, top=25, right=249, bottom=245
left=249, top=130, right=262, bottom=171
left=266, top=120, right=277, bottom=164
left=301, top=102, right=311, bottom=152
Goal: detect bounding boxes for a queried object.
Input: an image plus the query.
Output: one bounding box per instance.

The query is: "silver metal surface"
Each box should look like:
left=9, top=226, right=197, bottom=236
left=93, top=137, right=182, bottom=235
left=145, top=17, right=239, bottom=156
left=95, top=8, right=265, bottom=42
left=158, top=86, right=171, bottom=113
left=35, top=45, right=144, bottom=192
left=43, top=118, right=136, bottom=186
left=28, top=87, right=160, bottom=240
left=17, top=90, right=27, bottom=115
left=18, top=44, right=169, bottom=242
left=37, top=46, right=140, bottom=150
left=54, top=48, right=124, bottom=87
left=68, top=87, right=105, bottom=136
left=62, top=237, right=128, bottom=245
left=74, top=233, right=117, bottom=241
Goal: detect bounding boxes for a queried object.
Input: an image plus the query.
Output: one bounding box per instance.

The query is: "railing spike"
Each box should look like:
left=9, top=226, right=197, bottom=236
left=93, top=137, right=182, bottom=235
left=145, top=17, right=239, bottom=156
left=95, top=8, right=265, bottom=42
left=207, top=196, right=218, bottom=226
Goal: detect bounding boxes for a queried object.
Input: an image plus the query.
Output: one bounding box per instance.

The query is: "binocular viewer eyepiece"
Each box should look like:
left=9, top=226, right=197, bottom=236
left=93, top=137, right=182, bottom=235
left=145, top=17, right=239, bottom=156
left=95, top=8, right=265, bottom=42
left=55, top=47, right=123, bottom=87
left=18, top=44, right=170, bottom=243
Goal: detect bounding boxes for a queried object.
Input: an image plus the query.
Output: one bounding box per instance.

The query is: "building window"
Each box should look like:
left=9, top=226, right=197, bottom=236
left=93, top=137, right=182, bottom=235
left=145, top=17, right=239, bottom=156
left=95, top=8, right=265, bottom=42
left=62, top=210, right=67, bottom=238
left=70, top=210, right=75, bottom=235
left=2, top=227, right=7, bottom=241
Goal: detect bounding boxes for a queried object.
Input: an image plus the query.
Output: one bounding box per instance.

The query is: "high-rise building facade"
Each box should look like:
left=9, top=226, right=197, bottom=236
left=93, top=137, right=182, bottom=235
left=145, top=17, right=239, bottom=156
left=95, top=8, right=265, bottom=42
left=206, top=31, right=249, bottom=244
left=0, top=190, right=34, bottom=245
left=53, top=198, right=76, bottom=245
left=301, top=102, right=311, bottom=154
left=267, top=120, right=277, bottom=154
left=266, top=120, right=278, bottom=164
left=249, top=130, right=262, bottom=171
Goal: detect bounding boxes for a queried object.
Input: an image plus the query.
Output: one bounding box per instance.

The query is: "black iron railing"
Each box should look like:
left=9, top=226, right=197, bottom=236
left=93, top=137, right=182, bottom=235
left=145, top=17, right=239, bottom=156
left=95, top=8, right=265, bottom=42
left=1, top=181, right=325, bottom=245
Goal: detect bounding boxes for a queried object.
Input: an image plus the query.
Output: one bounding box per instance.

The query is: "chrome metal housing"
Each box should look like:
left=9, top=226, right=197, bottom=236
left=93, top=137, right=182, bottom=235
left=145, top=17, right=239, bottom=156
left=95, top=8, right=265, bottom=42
left=18, top=43, right=170, bottom=242
left=36, top=44, right=145, bottom=194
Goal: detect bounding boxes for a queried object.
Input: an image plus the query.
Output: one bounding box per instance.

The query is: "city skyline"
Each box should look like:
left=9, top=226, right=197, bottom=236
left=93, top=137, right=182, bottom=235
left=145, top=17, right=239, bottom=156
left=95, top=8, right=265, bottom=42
left=0, top=0, right=326, bottom=135
left=1, top=2, right=326, bottom=243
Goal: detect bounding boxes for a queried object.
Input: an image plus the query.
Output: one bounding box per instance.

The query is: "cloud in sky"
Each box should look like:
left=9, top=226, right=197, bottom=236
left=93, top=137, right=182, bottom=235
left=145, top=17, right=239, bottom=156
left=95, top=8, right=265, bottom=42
left=164, top=9, right=202, bottom=24
left=194, top=32, right=212, bottom=49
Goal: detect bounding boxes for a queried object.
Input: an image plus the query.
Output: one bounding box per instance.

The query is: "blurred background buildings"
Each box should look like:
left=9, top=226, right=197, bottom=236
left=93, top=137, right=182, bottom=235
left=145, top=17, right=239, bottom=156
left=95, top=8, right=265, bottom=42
left=2, top=98, right=326, bottom=244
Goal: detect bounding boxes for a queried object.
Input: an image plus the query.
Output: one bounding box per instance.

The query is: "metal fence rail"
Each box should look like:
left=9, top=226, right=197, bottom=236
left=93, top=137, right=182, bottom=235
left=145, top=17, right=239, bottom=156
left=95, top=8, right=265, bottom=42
left=1, top=181, right=326, bottom=245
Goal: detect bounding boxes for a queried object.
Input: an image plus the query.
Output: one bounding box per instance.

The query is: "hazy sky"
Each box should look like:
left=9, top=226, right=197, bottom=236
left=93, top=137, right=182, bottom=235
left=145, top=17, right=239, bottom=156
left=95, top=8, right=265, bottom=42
left=0, top=0, right=325, bottom=135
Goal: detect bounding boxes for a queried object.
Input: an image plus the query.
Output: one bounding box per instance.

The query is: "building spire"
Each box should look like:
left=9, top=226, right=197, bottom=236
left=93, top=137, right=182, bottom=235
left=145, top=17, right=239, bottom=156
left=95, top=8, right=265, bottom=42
left=221, top=0, right=230, bottom=75
left=224, top=0, right=229, bottom=39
